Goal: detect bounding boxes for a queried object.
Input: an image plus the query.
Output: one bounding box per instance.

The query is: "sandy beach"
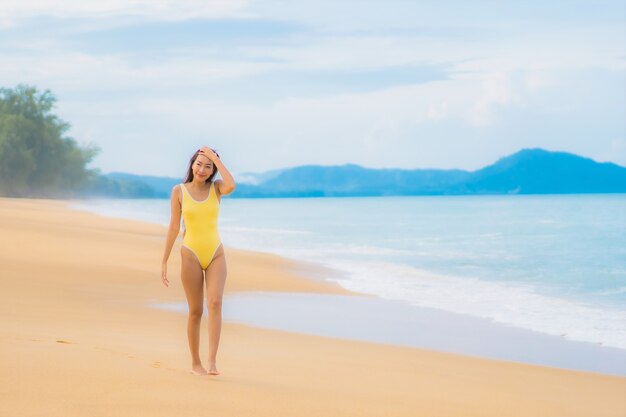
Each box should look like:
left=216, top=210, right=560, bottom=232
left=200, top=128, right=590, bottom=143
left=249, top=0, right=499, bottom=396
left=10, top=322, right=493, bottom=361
left=1, top=197, right=624, bottom=417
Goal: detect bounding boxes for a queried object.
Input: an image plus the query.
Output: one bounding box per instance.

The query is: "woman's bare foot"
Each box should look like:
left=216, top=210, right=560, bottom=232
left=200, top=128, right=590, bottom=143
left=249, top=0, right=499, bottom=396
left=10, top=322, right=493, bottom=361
left=207, top=363, right=220, bottom=375
left=190, top=363, right=208, bottom=376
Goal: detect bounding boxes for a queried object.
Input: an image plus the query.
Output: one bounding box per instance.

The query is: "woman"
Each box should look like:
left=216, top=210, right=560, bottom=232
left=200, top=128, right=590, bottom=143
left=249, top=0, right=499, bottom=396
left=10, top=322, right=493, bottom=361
left=161, top=146, right=236, bottom=376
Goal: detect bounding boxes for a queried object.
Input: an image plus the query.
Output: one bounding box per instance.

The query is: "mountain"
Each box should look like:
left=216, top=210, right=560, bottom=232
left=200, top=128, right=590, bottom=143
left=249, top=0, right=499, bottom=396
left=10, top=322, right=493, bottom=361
left=105, top=172, right=180, bottom=198
left=87, top=149, right=626, bottom=198
left=236, top=164, right=471, bottom=197
left=449, top=148, right=626, bottom=194
left=235, top=168, right=285, bottom=185
left=233, top=148, right=626, bottom=197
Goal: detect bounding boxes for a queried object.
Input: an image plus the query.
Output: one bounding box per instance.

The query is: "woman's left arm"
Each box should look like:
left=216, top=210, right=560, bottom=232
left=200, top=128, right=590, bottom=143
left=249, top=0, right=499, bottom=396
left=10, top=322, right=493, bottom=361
left=200, top=147, right=236, bottom=195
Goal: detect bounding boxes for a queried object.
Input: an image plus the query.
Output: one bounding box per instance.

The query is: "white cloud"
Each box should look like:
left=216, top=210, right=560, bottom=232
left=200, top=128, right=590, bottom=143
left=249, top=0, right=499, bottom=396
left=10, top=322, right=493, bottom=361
left=1, top=0, right=623, bottom=175
left=0, top=50, right=278, bottom=97
left=426, top=101, right=448, bottom=121
left=609, top=138, right=626, bottom=165
left=468, top=71, right=513, bottom=127
left=0, top=0, right=247, bottom=24
left=525, top=73, right=548, bottom=92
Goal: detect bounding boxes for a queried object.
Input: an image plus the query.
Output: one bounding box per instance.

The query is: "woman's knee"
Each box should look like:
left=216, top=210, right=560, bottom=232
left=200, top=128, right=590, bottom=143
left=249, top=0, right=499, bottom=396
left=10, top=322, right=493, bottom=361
left=188, top=306, right=203, bottom=320
left=207, top=297, right=223, bottom=311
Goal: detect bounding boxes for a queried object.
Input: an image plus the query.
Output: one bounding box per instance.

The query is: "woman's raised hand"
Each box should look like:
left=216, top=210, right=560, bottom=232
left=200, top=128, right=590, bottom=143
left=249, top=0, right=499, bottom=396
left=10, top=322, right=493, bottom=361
left=199, top=147, right=219, bottom=162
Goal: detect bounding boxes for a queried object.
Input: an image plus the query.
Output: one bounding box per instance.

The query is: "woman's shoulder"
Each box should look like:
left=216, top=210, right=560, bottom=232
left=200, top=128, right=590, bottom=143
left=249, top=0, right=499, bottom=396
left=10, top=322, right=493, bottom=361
left=171, top=183, right=184, bottom=195
left=212, top=179, right=222, bottom=195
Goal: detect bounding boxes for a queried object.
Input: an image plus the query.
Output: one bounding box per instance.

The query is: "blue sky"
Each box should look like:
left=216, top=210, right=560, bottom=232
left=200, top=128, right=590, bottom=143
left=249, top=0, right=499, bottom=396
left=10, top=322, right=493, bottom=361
left=0, top=0, right=624, bottom=178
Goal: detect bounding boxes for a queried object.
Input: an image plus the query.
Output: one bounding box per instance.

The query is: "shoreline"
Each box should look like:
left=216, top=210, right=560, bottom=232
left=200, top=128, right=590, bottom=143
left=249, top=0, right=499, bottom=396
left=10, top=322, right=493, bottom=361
left=69, top=195, right=626, bottom=352
left=61, top=197, right=626, bottom=375
left=1, top=197, right=625, bottom=417
left=151, top=292, right=626, bottom=377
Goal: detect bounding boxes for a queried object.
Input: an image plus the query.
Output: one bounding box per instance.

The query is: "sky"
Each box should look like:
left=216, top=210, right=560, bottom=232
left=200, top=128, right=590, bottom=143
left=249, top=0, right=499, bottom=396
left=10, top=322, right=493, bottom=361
left=1, top=0, right=624, bottom=178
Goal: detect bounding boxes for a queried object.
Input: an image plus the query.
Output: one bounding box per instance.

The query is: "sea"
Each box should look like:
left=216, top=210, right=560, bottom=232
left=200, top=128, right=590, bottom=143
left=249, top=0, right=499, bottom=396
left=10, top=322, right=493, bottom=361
left=71, top=193, right=626, bottom=351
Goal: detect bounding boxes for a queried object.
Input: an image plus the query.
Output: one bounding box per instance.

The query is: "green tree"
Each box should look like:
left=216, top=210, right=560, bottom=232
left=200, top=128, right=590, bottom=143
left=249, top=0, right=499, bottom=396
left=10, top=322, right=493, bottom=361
left=0, top=85, right=99, bottom=197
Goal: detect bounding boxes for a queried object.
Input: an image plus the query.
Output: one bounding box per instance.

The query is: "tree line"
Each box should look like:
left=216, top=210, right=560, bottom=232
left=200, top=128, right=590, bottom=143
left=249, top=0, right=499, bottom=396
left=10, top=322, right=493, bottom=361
left=0, top=85, right=152, bottom=198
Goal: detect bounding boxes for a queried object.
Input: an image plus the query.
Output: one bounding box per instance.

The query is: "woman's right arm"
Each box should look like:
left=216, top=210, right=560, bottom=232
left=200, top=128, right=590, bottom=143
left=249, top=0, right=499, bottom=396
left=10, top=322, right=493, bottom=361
left=161, top=185, right=182, bottom=287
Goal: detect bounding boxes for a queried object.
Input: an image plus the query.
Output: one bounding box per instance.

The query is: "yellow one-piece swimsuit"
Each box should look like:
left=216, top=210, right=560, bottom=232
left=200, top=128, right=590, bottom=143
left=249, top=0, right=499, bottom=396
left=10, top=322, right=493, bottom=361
left=180, top=182, right=221, bottom=270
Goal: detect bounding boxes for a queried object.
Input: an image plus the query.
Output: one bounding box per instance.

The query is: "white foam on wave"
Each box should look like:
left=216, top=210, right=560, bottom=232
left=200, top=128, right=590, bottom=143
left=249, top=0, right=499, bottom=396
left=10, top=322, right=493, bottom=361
left=221, top=230, right=413, bottom=258
left=597, top=286, right=626, bottom=296
left=222, top=226, right=313, bottom=236
left=323, top=259, right=626, bottom=350
left=312, top=242, right=414, bottom=257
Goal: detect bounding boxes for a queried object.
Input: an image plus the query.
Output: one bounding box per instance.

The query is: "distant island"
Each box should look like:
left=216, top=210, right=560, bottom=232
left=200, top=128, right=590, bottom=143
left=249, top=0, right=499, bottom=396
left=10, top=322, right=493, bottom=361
left=98, top=148, right=626, bottom=198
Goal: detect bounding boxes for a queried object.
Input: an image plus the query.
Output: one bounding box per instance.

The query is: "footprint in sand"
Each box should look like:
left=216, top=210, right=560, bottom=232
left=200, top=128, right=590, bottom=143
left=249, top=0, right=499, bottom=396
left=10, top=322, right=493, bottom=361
left=67, top=343, right=169, bottom=372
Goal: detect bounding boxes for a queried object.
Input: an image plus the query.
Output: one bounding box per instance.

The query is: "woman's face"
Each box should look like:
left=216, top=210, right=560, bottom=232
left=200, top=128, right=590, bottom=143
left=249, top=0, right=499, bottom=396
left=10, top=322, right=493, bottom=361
left=192, top=154, right=214, bottom=181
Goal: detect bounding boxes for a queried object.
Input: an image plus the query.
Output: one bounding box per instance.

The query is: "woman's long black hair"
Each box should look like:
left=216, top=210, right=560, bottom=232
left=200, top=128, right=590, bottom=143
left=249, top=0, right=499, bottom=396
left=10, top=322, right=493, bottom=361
left=183, top=149, right=220, bottom=184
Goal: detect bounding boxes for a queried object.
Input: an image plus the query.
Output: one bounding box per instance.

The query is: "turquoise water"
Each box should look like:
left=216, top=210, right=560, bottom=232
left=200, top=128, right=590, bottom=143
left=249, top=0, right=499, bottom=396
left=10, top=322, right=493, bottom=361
left=72, top=194, right=626, bottom=349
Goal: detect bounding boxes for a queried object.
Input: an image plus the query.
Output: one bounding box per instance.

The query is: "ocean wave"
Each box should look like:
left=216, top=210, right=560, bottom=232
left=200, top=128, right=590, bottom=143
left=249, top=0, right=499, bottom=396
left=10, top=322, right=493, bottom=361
left=323, top=260, right=626, bottom=350
left=222, top=226, right=313, bottom=235
left=596, top=286, right=626, bottom=296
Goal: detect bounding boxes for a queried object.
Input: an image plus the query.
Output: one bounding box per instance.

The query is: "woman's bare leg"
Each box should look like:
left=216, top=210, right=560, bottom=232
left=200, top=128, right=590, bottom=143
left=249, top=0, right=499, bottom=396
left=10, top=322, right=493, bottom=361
left=180, top=246, right=207, bottom=376
left=205, top=245, right=227, bottom=375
